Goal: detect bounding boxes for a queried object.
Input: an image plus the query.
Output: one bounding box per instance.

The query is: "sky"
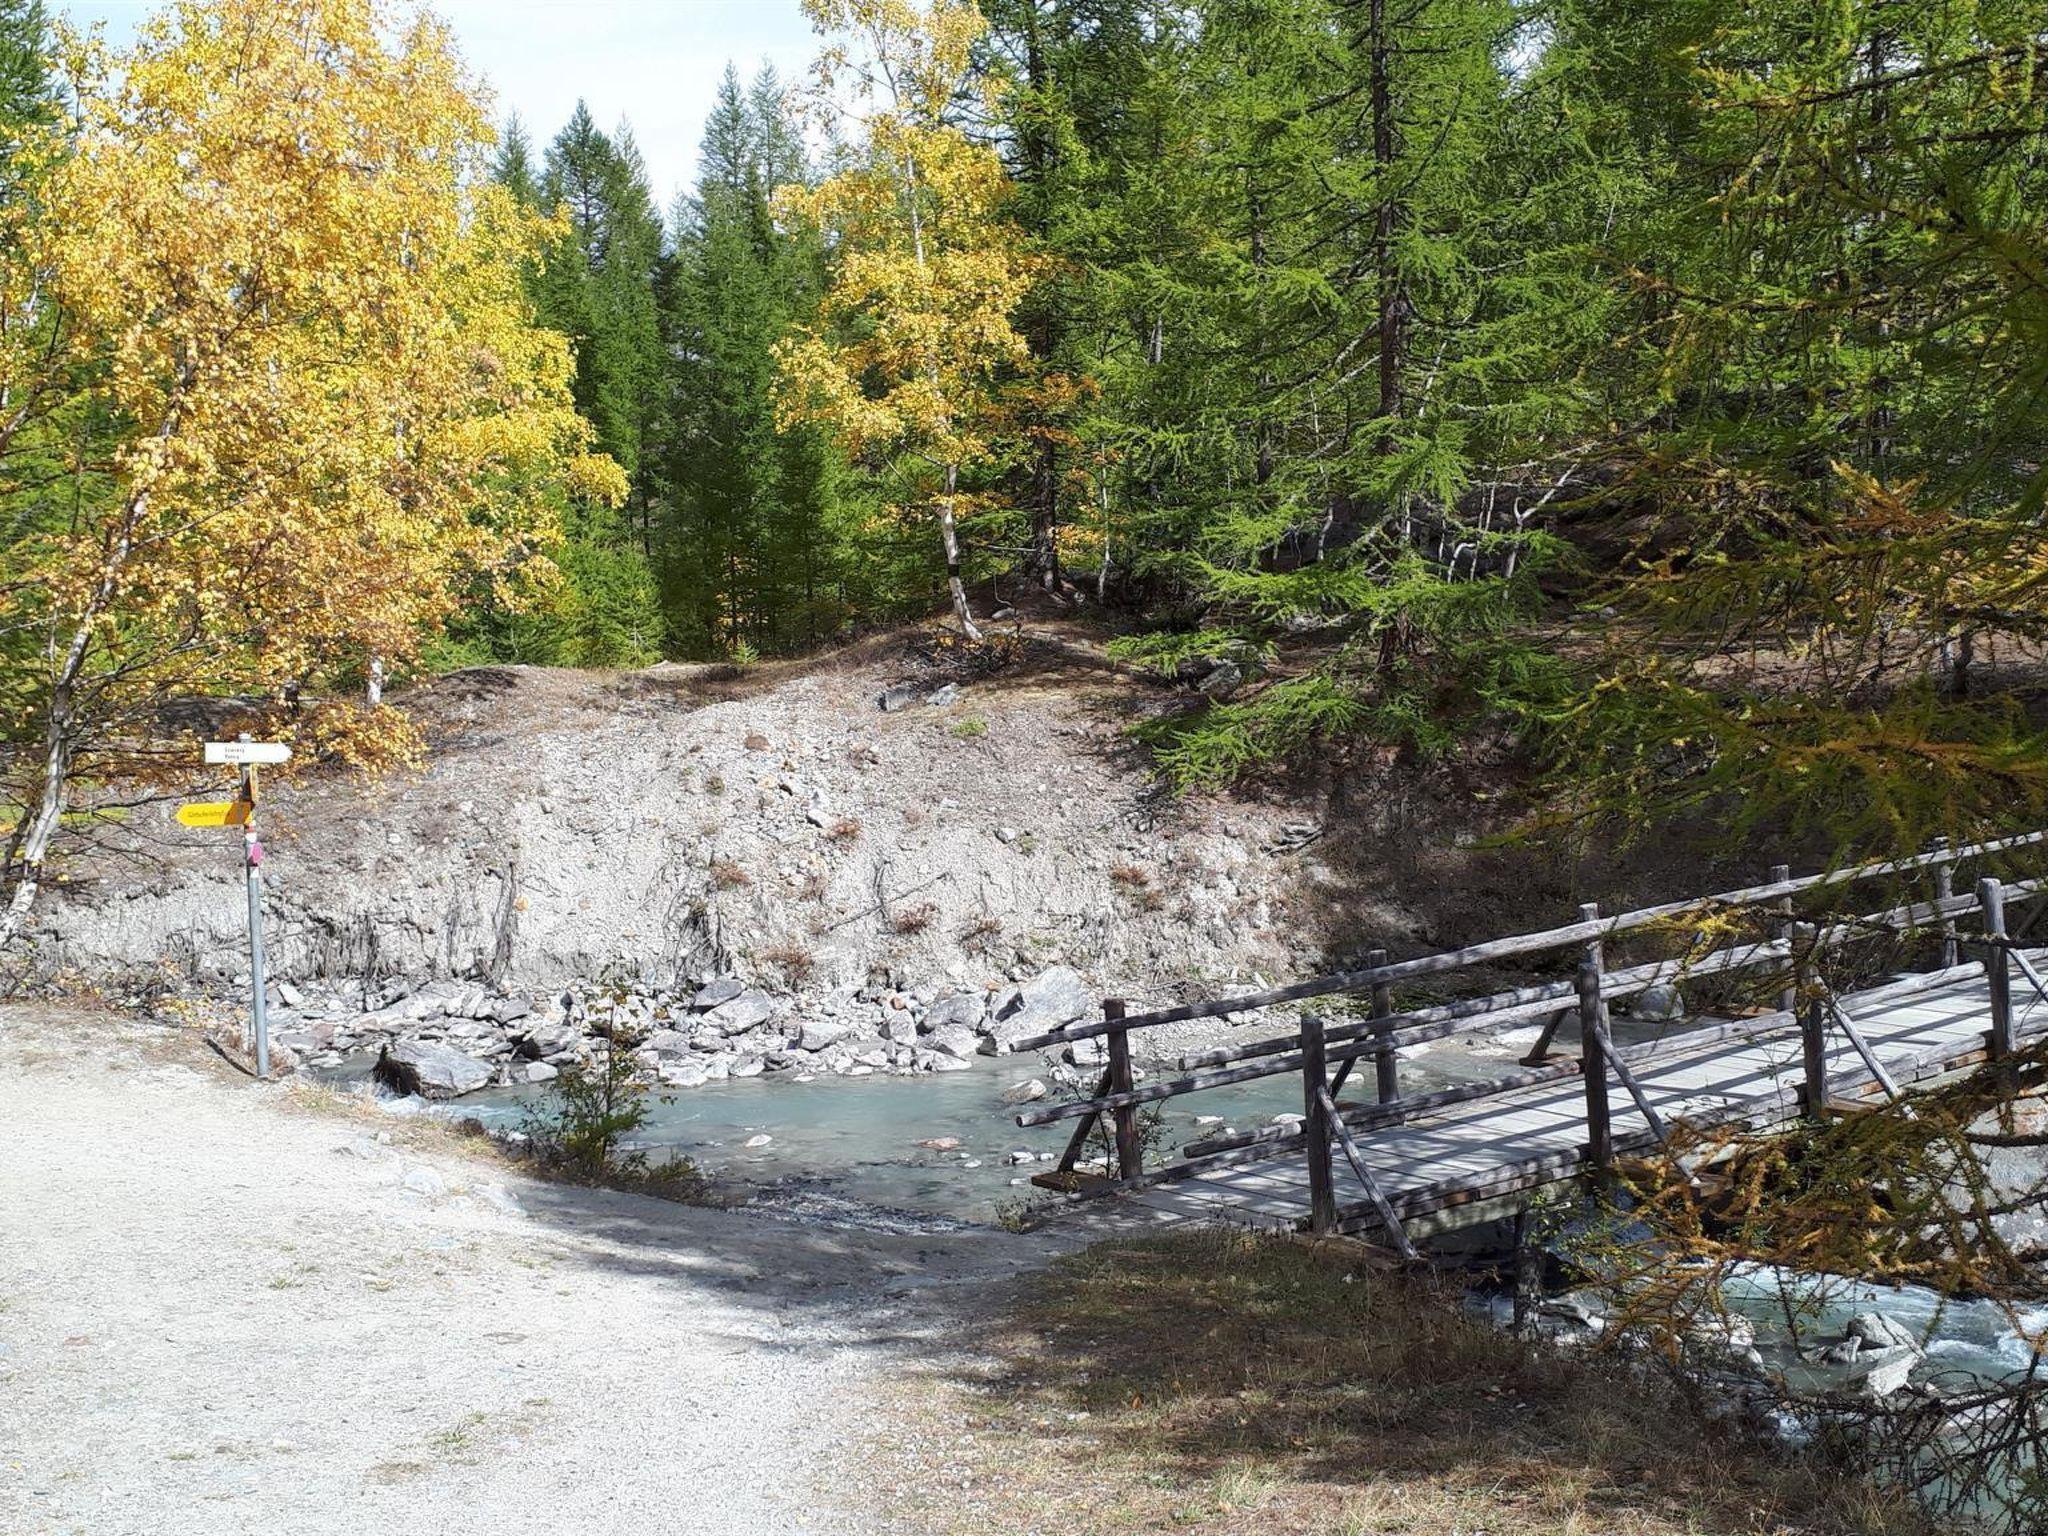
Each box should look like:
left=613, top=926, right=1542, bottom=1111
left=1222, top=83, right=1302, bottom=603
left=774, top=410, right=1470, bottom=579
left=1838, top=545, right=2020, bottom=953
left=55, top=0, right=823, bottom=209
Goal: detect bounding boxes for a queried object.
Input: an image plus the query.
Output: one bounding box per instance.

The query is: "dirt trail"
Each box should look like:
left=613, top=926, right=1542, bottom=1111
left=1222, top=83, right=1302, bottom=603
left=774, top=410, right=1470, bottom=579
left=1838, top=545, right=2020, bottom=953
left=0, top=1006, right=1068, bottom=1536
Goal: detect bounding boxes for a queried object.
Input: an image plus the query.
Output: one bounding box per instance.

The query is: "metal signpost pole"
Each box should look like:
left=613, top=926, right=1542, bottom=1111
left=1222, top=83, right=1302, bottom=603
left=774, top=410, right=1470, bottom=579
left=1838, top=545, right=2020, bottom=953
left=242, top=755, right=268, bottom=1079
left=199, top=735, right=289, bottom=1078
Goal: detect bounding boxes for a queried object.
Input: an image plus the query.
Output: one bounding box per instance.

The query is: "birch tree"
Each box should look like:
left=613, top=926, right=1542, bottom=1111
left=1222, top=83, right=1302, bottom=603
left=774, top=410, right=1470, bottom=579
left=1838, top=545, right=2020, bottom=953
left=771, top=0, right=1041, bottom=641
left=0, top=0, right=621, bottom=950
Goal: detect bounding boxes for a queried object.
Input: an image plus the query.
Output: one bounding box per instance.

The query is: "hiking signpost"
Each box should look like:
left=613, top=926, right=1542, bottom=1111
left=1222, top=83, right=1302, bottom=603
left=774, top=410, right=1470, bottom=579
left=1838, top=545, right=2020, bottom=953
left=187, top=736, right=289, bottom=1077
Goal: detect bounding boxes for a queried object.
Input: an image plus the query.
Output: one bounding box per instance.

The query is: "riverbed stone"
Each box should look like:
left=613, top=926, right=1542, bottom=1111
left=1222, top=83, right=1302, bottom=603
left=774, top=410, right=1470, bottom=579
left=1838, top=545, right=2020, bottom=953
left=799, top=1019, right=851, bottom=1052
left=729, top=1055, right=766, bottom=1079
left=1629, top=983, right=1685, bottom=1022
left=925, top=1023, right=980, bottom=1061
left=374, top=1039, right=493, bottom=1099
left=708, top=991, right=778, bottom=1035
left=1000, top=1078, right=1047, bottom=1105
left=1062, top=1037, right=1107, bottom=1068
left=690, top=977, right=744, bottom=1011
left=1848, top=1312, right=1921, bottom=1352
left=522, top=1060, right=560, bottom=1084
left=877, top=683, right=919, bottom=712
left=1854, top=1345, right=1918, bottom=1398
left=979, top=966, right=1092, bottom=1052
left=641, top=1028, right=693, bottom=1058
left=923, top=991, right=986, bottom=1033
left=515, top=1022, right=580, bottom=1060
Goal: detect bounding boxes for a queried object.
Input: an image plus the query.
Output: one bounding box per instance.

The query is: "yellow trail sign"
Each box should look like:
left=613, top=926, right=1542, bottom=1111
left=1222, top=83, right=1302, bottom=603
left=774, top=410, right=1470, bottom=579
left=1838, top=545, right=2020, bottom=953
left=176, top=800, right=252, bottom=828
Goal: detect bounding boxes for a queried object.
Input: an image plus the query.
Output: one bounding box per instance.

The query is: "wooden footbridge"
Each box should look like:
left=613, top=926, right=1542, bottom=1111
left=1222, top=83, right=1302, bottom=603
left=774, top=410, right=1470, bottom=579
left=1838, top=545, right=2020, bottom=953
left=998, top=833, right=2048, bottom=1249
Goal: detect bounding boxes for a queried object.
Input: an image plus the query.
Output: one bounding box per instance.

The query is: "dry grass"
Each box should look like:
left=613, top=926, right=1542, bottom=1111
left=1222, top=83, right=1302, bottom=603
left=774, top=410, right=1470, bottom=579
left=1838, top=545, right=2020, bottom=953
left=887, top=1231, right=1932, bottom=1536
left=709, top=857, right=751, bottom=890
left=958, top=913, right=1004, bottom=955
left=757, top=940, right=815, bottom=985
left=891, top=900, right=938, bottom=935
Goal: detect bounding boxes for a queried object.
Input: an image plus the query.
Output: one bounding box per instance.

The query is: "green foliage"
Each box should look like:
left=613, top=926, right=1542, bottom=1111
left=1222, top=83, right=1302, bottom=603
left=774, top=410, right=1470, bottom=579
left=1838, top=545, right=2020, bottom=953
left=1535, top=0, right=2048, bottom=853
left=660, top=64, right=852, bottom=658
left=517, top=1013, right=705, bottom=1199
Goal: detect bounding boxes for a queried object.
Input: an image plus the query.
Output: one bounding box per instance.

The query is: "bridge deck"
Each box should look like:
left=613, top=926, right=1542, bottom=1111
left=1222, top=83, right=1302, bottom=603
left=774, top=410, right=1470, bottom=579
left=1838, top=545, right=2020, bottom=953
left=1116, top=955, right=2048, bottom=1238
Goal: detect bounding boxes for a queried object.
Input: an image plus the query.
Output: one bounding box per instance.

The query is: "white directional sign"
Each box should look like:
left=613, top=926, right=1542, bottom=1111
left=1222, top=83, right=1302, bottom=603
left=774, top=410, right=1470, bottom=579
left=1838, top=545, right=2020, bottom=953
left=204, top=740, right=292, bottom=766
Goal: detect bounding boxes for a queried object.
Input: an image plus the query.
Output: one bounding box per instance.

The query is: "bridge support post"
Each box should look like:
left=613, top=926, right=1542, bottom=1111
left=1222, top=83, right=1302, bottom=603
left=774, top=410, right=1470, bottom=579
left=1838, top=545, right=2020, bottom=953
left=1104, top=1000, right=1143, bottom=1181
left=1370, top=950, right=1399, bottom=1103
left=1300, top=1010, right=1338, bottom=1233
left=1793, top=923, right=1829, bottom=1117
left=1981, top=878, right=2013, bottom=1062
left=1576, top=960, right=1612, bottom=1170
left=1771, top=864, right=1796, bottom=1016
left=1933, top=838, right=1959, bottom=970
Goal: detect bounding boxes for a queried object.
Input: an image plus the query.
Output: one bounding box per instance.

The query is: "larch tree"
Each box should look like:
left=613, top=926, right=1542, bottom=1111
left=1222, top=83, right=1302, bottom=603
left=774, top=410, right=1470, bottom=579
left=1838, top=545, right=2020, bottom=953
left=0, top=0, right=622, bottom=949
left=772, top=0, right=1043, bottom=641
left=1539, top=0, right=2048, bottom=851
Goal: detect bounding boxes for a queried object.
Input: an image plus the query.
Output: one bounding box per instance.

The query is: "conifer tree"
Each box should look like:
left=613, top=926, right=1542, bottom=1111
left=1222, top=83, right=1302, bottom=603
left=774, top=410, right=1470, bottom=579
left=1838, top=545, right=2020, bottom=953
left=660, top=63, right=843, bottom=656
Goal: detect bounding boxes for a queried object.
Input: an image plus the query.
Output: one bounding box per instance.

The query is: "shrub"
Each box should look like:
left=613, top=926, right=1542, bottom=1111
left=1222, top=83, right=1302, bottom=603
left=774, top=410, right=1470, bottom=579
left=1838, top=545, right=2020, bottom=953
left=891, top=900, right=938, bottom=935
left=516, top=1012, right=705, bottom=1201
left=710, top=858, right=750, bottom=890
left=951, top=716, right=988, bottom=739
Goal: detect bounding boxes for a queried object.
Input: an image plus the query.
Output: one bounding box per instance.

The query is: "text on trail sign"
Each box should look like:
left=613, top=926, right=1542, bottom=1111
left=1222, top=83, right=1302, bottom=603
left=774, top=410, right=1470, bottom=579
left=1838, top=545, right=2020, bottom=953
left=176, top=800, right=252, bottom=828
left=204, top=740, right=292, bottom=766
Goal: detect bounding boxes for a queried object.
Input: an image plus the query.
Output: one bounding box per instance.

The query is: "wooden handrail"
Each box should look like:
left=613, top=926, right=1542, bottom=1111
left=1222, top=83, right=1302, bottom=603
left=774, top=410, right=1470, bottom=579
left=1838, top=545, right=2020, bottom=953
left=1016, top=834, right=2048, bottom=1228
left=994, top=830, right=2048, bottom=1054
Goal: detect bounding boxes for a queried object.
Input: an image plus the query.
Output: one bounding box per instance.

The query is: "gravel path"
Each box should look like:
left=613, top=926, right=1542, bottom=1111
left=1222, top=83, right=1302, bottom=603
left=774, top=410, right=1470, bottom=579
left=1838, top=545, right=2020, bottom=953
left=0, top=1006, right=1070, bottom=1536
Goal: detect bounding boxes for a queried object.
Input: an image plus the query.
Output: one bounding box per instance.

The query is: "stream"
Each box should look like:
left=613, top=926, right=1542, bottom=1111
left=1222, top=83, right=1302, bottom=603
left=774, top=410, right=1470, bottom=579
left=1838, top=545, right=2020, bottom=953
left=341, top=1052, right=1396, bottom=1223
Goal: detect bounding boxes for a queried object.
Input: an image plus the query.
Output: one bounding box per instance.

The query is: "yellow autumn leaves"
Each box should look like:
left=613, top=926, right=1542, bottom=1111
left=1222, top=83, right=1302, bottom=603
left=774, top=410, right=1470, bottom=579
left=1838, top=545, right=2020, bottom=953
left=0, top=0, right=622, bottom=942
left=771, top=0, right=1045, bottom=636
left=7, top=0, right=618, bottom=714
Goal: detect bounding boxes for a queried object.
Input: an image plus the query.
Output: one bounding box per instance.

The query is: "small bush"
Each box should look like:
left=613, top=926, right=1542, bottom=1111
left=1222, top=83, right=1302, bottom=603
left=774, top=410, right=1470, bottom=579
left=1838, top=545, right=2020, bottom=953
left=951, top=716, right=989, bottom=739
left=1109, top=862, right=1151, bottom=887
left=827, top=817, right=863, bottom=842
left=516, top=1014, right=705, bottom=1202
left=891, top=900, right=938, bottom=935
left=710, top=858, right=751, bottom=890
left=758, top=941, right=814, bottom=984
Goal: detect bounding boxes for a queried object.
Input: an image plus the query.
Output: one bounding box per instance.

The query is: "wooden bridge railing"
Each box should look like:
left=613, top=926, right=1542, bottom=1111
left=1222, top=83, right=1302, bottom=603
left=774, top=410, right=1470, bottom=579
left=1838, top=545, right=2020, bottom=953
left=1010, top=831, right=2048, bottom=1238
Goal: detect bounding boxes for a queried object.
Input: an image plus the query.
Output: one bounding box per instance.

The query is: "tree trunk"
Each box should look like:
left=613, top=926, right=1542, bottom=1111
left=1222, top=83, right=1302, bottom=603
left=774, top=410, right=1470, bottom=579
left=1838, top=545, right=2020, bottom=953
left=938, top=462, right=982, bottom=640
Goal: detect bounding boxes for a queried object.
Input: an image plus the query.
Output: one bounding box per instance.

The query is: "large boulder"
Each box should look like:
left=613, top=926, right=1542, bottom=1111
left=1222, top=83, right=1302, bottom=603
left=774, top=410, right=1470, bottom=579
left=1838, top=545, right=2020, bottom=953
left=798, top=1019, right=851, bottom=1052
left=373, top=1039, right=493, bottom=1099
left=980, top=966, right=1094, bottom=1053
left=923, top=991, right=986, bottom=1033
left=515, top=1022, right=582, bottom=1061
left=925, top=1023, right=980, bottom=1061
left=690, top=977, right=744, bottom=1011
left=707, top=991, right=778, bottom=1035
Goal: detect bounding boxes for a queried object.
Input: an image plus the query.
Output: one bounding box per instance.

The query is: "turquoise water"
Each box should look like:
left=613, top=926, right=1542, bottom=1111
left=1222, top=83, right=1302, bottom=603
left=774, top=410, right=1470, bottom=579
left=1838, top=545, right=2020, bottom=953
left=408, top=1061, right=1348, bottom=1221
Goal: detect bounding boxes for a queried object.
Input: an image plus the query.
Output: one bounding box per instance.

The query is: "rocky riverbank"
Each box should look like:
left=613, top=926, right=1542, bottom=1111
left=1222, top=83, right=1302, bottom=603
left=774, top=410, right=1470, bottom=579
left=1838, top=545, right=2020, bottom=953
left=252, top=962, right=1124, bottom=1099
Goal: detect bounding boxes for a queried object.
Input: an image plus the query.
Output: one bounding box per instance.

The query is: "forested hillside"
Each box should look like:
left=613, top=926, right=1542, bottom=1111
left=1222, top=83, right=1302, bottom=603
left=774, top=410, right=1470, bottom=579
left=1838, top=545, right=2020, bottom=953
left=6, top=0, right=2048, bottom=948
left=448, top=0, right=2048, bottom=848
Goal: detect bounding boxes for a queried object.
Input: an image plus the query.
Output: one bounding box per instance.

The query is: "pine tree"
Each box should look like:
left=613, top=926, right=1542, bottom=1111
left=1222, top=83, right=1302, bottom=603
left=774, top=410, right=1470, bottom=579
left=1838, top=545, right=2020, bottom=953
left=659, top=63, right=845, bottom=657
left=461, top=102, right=665, bottom=668
left=1538, top=0, right=2048, bottom=850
